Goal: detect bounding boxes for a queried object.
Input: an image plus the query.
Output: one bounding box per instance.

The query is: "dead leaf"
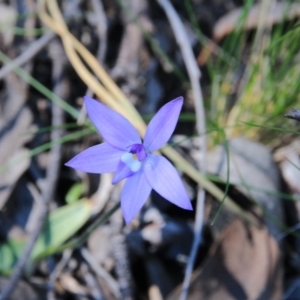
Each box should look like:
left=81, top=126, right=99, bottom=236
left=0, top=148, right=30, bottom=211
left=213, top=2, right=300, bottom=41
left=206, top=137, right=283, bottom=239
left=274, top=139, right=300, bottom=222
left=168, top=219, right=282, bottom=300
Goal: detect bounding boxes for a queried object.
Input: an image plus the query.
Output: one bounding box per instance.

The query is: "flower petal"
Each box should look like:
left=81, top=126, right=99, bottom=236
left=143, top=97, right=183, bottom=152
left=144, top=155, right=192, bottom=210
left=84, top=96, right=141, bottom=149
left=65, top=143, right=123, bottom=174
left=112, top=161, right=133, bottom=184
left=121, top=171, right=152, bottom=224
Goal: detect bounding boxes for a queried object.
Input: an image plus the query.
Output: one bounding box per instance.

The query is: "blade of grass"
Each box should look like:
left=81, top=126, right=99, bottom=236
left=0, top=25, right=46, bottom=36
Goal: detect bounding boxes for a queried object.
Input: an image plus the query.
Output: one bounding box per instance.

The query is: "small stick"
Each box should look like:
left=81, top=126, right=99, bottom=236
left=155, top=1, right=207, bottom=299
left=81, top=247, right=120, bottom=299
left=47, top=249, right=73, bottom=300
left=80, top=262, right=104, bottom=299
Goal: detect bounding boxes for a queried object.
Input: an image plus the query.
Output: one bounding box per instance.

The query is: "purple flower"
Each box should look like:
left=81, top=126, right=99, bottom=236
left=65, top=96, right=193, bottom=224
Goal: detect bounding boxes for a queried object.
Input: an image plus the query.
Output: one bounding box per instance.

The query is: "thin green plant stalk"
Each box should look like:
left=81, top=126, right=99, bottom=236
left=26, top=122, right=84, bottom=135
left=210, top=131, right=231, bottom=225
left=242, top=121, right=300, bottom=135
left=205, top=173, right=297, bottom=202
left=0, top=26, right=46, bottom=36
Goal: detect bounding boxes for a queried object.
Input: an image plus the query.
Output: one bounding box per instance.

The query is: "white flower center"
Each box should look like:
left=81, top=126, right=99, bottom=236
left=121, top=152, right=142, bottom=172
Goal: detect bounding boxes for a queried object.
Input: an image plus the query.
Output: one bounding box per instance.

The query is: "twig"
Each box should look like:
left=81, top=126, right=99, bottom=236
left=81, top=247, right=120, bottom=299
left=0, top=31, right=55, bottom=80
left=80, top=262, right=104, bottom=300
left=155, top=1, right=207, bottom=299
left=47, top=249, right=73, bottom=300
left=0, top=40, right=65, bottom=300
